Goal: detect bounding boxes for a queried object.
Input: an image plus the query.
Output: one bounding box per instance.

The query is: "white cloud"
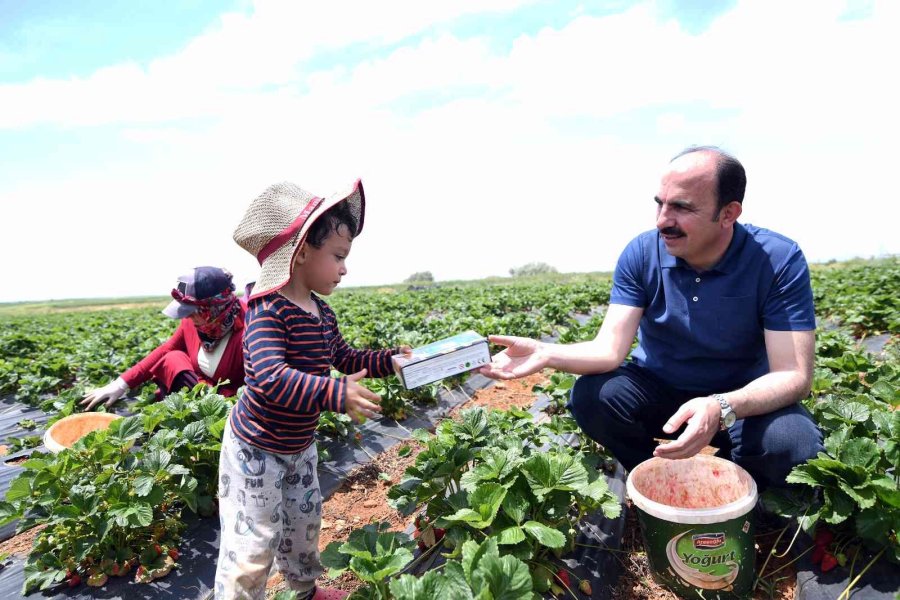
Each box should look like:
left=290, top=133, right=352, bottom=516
left=0, top=0, right=897, bottom=302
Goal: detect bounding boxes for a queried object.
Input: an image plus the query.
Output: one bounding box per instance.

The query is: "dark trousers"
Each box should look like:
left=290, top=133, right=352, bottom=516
left=567, top=363, right=824, bottom=491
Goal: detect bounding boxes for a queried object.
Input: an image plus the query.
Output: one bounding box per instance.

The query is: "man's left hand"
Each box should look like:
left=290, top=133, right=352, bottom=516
left=653, top=396, right=721, bottom=460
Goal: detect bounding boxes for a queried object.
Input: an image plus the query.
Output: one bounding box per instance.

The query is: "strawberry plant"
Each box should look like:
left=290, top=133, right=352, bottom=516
left=388, top=407, right=620, bottom=593
left=320, top=522, right=417, bottom=598
left=0, top=385, right=233, bottom=594
left=532, top=371, right=576, bottom=415
left=389, top=538, right=534, bottom=600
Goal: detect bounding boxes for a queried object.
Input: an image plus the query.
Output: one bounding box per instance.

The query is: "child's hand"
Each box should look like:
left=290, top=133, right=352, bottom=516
left=398, top=345, right=413, bottom=356
left=344, top=369, right=382, bottom=423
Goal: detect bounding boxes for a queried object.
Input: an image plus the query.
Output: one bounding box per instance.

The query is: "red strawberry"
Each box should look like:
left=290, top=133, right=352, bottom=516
left=168, top=548, right=179, bottom=561
left=811, top=545, right=825, bottom=565
left=68, top=574, right=81, bottom=587
left=556, top=569, right=571, bottom=588
left=820, top=553, right=838, bottom=573
left=814, top=528, right=834, bottom=547
left=153, top=544, right=162, bottom=555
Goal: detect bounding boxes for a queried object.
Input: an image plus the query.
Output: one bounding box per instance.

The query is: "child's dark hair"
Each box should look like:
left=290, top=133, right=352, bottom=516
left=306, top=201, right=358, bottom=248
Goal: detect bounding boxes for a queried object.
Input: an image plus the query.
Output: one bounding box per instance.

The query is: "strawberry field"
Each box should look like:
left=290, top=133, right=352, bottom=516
left=0, top=259, right=896, bottom=600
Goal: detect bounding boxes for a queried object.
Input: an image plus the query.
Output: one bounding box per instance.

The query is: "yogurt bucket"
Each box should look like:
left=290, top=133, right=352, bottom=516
left=626, top=455, right=758, bottom=599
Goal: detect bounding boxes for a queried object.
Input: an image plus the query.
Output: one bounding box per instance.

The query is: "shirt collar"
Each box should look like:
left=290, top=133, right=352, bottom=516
left=710, top=222, right=747, bottom=274
left=658, top=222, right=747, bottom=274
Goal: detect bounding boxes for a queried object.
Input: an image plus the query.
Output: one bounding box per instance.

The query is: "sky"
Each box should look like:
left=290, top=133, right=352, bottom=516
left=1, top=0, right=897, bottom=303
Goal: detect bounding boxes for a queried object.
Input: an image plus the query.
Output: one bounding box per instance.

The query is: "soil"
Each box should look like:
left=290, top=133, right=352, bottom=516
left=0, top=523, right=45, bottom=557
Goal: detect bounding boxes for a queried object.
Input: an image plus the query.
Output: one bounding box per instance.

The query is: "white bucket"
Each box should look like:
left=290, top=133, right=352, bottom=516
left=626, top=455, right=758, bottom=598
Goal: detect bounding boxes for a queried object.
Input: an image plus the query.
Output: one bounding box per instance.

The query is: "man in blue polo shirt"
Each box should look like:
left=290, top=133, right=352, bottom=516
left=481, top=146, right=823, bottom=490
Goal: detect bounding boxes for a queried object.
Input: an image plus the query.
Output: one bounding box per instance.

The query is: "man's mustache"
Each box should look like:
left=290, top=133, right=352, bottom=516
left=660, top=227, right=685, bottom=237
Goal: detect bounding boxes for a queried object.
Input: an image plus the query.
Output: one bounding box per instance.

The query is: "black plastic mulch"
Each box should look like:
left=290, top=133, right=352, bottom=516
left=793, top=529, right=900, bottom=600
left=0, top=513, right=220, bottom=600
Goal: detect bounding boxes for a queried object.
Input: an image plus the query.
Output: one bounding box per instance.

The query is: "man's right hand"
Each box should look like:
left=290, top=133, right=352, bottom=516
left=344, top=369, right=382, bottom=423
left=479, top=335, right=548, bottom=380
left=80, top=377, right=129, bottom=411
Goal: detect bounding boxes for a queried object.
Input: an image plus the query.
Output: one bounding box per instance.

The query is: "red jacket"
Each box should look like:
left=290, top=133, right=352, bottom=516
left=121, top=303, right=246, bottom=397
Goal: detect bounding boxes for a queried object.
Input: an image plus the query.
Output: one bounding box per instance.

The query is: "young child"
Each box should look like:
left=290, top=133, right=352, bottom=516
left=217, top=180, right=408, bottom=600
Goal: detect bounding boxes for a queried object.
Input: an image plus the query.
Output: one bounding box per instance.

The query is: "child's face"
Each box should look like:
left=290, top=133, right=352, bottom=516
left=294, top=225, right=353, bottom=295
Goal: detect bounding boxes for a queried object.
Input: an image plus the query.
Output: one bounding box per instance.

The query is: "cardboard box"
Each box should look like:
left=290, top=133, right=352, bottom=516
left=392, top=330, right=490, bottom=389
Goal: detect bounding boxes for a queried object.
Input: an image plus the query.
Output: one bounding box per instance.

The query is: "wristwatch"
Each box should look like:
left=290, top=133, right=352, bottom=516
left=714, top=393, right=736, bottom=430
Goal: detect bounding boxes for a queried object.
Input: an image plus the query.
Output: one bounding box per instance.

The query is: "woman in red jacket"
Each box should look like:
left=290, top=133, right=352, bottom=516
left=81, top=266, right=247, bottom=410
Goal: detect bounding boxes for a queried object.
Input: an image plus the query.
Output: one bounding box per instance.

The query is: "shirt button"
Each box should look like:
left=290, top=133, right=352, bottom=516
left=693, top=296, right=699, bottom=302
left=695, top=277, right=701, bottom=283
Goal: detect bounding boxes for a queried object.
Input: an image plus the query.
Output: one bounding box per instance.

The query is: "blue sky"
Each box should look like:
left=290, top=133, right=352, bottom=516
left=0, top=0, right=896, bottom=302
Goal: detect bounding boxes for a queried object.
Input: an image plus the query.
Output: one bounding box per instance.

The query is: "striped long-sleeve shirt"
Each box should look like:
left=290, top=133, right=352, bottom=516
left=229, top=293, right=397, bottom=454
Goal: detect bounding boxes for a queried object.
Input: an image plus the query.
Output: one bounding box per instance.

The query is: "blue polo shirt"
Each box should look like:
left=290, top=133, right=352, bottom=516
left=610, top=223, right=815, bottom=394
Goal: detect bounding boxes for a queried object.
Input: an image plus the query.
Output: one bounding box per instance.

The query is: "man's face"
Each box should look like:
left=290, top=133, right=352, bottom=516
left=654, top=152, right=732, bottom=270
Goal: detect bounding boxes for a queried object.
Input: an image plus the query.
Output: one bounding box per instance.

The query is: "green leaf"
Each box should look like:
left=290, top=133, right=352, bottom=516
left=836, top=402, right=870, bottom=424
left=411, top=429, right=432, bottom=444
left=133, top=476, right=155, bottom=497
left=469, top=483, right=507, bottom=527
left=839, top=437, right=880, bottom=471
left=5, top=476, right=32, bottom=502
left=501, top=489, right=530, bottom=525
left=182, top=421, right=206, bottom=445
left=0, top=501, right=20, bottom=523
left=600, top=494, right=623, bottom=519
left=390, top=571, right=463, bottom=600
left=107, top=502, right=154, bottom=527
left=461, top=538, right=497, bottom=586
left=521, top=521, right=566, bottom=548
left=109, top=415, right=145, bottom=441
left=821, top=489, right=855, bottom=524
left=143, top=448, right=171, bottom=473
left=521, top=453, right=587, bottom=500
left=837, top=481, right=877, bottom=510
left=19, top=458, right=48, bottom=471
left=480, top=554, right=534, bottom=600
left=496, top=526, right=526, bottom=545
left=855, top=507, right=895, bottom=545
left=320, top=541, right=350, bottom=572
left=442, top=561, right=476, bottom=599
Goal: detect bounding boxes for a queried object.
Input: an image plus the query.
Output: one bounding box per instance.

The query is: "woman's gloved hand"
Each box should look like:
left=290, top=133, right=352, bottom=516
left=81, top=377, right=129, bottom=410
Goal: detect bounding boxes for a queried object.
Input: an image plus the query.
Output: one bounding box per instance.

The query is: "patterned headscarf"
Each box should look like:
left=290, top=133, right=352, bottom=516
left=173, top=288, right=240, bottom=351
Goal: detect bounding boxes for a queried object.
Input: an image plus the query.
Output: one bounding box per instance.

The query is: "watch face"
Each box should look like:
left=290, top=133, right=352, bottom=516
left=724, top=411, right=737, bottom=427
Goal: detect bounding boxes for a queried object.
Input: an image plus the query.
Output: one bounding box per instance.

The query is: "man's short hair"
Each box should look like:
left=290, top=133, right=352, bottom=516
left=672, top=145, right=746, bottom=213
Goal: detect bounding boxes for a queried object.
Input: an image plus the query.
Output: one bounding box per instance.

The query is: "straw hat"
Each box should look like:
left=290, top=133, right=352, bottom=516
left=233, top=179, right=365, bottom=300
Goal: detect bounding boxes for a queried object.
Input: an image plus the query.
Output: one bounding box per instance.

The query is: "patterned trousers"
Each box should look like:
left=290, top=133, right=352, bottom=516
left=214, top=419, right=323, bottom=600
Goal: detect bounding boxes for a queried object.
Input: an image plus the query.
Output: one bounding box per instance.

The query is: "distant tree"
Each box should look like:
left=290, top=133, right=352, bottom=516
left=404, top=271, right=434, bottom=283
left=509, top=262, right=558, bottom=277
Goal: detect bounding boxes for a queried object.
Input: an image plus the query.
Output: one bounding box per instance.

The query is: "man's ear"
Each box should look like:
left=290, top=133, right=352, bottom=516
left=719, top=201, right=742, bottom=226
